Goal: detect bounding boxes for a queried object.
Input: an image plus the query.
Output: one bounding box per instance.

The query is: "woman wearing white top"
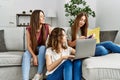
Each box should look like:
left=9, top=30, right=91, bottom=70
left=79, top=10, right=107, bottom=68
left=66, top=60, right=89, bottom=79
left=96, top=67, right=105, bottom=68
left=45, top=27, right=75, bottom=80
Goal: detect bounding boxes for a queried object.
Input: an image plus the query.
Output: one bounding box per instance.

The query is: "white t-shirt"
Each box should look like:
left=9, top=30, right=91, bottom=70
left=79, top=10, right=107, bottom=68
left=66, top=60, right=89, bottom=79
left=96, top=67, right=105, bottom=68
left=45, top=47, right=73, bottom=75
left=67, top=27, right=82, bottom=41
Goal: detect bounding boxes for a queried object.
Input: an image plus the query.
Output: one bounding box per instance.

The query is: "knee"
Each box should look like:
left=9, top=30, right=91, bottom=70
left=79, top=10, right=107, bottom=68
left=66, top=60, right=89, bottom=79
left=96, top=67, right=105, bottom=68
left=73, top=59, right=82, bottom=67
left=64, top=60, right=72, bottom=67
left=103, top=41, right=113, bottom=45
left=22, top=51, right=31, bottom=64
left=38, top=45, right=46, bottom=51
left=23, top=51, right=30, bottom=58
left=95, top=46, right=108, bottom=56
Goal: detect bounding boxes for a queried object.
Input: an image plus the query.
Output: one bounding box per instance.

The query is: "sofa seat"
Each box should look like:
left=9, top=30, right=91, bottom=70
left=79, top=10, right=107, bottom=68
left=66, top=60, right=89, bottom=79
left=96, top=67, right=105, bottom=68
left=0, top=51, right=23, bottom=66
left=82, top=53, right=120, bottom=80
left=0, top=51, right=38, bottom=80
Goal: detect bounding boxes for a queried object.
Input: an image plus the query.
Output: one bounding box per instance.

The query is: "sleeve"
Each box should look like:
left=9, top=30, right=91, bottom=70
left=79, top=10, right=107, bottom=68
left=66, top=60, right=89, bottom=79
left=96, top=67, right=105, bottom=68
left=45, top=48, right=52, bottom=56
left=26, top=26, right=31, bottom=31
left=45, top=24, right=49, bottom=35
left=66, top=28, right=72, bottom=41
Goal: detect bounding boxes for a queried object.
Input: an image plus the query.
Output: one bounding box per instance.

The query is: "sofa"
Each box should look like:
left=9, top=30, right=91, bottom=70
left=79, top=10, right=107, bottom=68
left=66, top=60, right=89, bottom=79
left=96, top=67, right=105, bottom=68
left=0, top=27, right=120, bottom=80
left=0, top=27, right=37, bottom=80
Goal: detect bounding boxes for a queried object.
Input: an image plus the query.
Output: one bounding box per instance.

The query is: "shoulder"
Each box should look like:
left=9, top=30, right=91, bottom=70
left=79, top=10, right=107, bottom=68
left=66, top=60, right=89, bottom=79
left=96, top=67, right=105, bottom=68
left=26, top=26, right=31, bottom=31
left=67, top=27, right=71, bottom=33
left=45, top=23, right=52, bottom=34
left=44, top=23, right=50, bottom=28
left=46, top=47, right=52, bottom=55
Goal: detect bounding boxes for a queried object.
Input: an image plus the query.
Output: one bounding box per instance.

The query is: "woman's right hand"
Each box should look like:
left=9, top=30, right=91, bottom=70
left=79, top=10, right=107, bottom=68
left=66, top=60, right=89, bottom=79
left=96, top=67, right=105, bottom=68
left=33, top=55, right=38, bottom=66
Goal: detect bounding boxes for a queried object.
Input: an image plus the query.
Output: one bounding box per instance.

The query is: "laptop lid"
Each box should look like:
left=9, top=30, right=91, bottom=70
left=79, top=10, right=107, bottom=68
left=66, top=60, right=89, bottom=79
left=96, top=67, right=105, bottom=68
left=75, top=39, right=96, bottom=59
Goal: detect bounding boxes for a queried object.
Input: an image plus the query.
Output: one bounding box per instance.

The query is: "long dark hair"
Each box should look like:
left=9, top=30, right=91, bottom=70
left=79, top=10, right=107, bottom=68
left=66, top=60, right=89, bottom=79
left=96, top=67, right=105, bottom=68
left=47, top=27, right=67, bottom=53
left=71, top=12, right=88, bottom=41
left=30, top=10, right=47, bottom=54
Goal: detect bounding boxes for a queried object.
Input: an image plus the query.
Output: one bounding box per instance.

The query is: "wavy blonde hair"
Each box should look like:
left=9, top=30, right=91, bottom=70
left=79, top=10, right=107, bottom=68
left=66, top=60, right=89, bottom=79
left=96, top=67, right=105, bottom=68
left=47, top=27, right=67, bottom=53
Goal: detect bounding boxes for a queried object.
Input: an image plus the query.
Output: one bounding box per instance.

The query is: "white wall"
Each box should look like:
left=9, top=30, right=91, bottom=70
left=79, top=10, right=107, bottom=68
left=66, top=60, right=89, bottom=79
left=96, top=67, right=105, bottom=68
left=0, top=0, right=96, bottom=28
left=57, top=0, right=69, bottom=27
left=86, top=0, right=96, bottom=28
left=96, top=0, right=120, bottom=30
left=96, top=0, right=120, bottom=44
left=0, top=0, right=58, bottom=27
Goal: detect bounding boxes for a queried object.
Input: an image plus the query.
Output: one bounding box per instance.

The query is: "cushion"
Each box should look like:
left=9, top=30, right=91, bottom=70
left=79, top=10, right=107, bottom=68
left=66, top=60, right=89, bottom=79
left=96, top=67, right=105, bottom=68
left=0, top=27, right=25, bottom=51
left=100, top=30, right=118, bottom=42
left=0, top=52, right=23, bottom=66
left=82, top=53, right=120, bottom=80
left=87, top=27, right=100, bottom=43
left=0, top=30, right=7, bottom=52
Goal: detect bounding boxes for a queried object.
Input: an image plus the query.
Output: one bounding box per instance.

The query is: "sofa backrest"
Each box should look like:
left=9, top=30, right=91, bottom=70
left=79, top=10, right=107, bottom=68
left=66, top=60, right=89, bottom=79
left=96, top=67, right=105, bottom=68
left=0, top=27, right=25, bottom=51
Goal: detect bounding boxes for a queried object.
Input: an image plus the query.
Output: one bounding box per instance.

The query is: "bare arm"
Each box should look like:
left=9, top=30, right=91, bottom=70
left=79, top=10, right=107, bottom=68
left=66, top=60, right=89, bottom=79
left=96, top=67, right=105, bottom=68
left=67, top=40, right=76, bottom=47
left=46, top=54, right=64, bottom=72
left=26, top=30, right=37, bottom=65
left=46, top=53, right=74, bottom=72
left=67, top=36, right=86, bottom=47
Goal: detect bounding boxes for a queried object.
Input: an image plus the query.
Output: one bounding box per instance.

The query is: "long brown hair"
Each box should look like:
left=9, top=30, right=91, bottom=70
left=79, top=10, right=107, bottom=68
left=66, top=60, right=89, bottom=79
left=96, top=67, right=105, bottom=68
left=71, top=12, right=88, bottom=41
left=47, top=27, right=67, bottom=53
left=30, top=10, right=47, bottom=55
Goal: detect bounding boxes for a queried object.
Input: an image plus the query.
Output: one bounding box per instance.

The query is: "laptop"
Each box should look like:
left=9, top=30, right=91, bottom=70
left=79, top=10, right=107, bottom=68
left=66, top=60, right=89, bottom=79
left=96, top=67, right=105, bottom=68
left=75, top=39, right=96, bottom=59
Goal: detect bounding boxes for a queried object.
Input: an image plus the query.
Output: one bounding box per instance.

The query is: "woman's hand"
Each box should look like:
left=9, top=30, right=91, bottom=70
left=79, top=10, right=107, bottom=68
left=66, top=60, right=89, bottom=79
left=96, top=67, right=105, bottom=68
left=80, top=36, right=86, bottom=39
left=33, top=55, right=38, bottom=66
left=62, top=55, right=75, bottom=59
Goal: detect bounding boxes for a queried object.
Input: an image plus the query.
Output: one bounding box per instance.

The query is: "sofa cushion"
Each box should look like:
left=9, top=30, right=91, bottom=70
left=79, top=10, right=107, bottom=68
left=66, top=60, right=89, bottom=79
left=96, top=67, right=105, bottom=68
left=0, top=30, right=7, bottom=52
left=0, top=51, right=36, bottom=66
left=0, top=52, right=24, bottom=66
left=82, top=53, right=120, bottom=80
left=0, top=27, right=25, bottom=51
left=87, top=27, right=100, bottom=43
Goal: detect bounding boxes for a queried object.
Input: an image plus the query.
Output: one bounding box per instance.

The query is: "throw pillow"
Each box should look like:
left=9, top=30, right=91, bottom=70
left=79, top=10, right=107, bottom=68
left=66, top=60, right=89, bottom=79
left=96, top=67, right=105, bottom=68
left=0, top=30, right=7, bottom=52
left=87, top=27, right=100, bottom=43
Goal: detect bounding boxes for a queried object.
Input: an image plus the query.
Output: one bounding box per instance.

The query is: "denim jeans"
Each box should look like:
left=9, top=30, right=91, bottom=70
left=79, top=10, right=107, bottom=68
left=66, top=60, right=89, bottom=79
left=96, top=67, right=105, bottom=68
left=46, top=60, right=73, bottom=80
left=95, top=41, right=120, bottom=56
left=73, top=59, right=82, bottom=80
left=22, top=45, right=46, bottom=80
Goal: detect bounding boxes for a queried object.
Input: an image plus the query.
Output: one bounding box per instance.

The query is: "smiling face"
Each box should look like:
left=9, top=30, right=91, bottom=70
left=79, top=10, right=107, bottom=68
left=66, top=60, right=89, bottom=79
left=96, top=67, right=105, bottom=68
left=78, top=15, right=86, bottom=28
left=39, top=12, right=45, bottom=24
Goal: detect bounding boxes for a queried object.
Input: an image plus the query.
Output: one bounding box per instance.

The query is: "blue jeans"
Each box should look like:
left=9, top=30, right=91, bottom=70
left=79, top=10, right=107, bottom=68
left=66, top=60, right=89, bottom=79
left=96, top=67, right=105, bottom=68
left=73, top=59, right=82, bottom=80
left=95, top=41, right=120, bottom=56
left=22, top=45, right=46, bottom=80
left=46, top=60, right=73, bottom=80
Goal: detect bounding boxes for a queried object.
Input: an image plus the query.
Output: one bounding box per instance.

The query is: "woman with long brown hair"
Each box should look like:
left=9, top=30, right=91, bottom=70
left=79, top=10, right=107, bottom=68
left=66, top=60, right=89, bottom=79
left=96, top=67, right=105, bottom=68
left=46, top=27, right=75, bottom=80
left=67, top=12, right=120, bottom=80
left=67, top=12, right=88, bottom=80
left=22, top=10, right=52, bottom=80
